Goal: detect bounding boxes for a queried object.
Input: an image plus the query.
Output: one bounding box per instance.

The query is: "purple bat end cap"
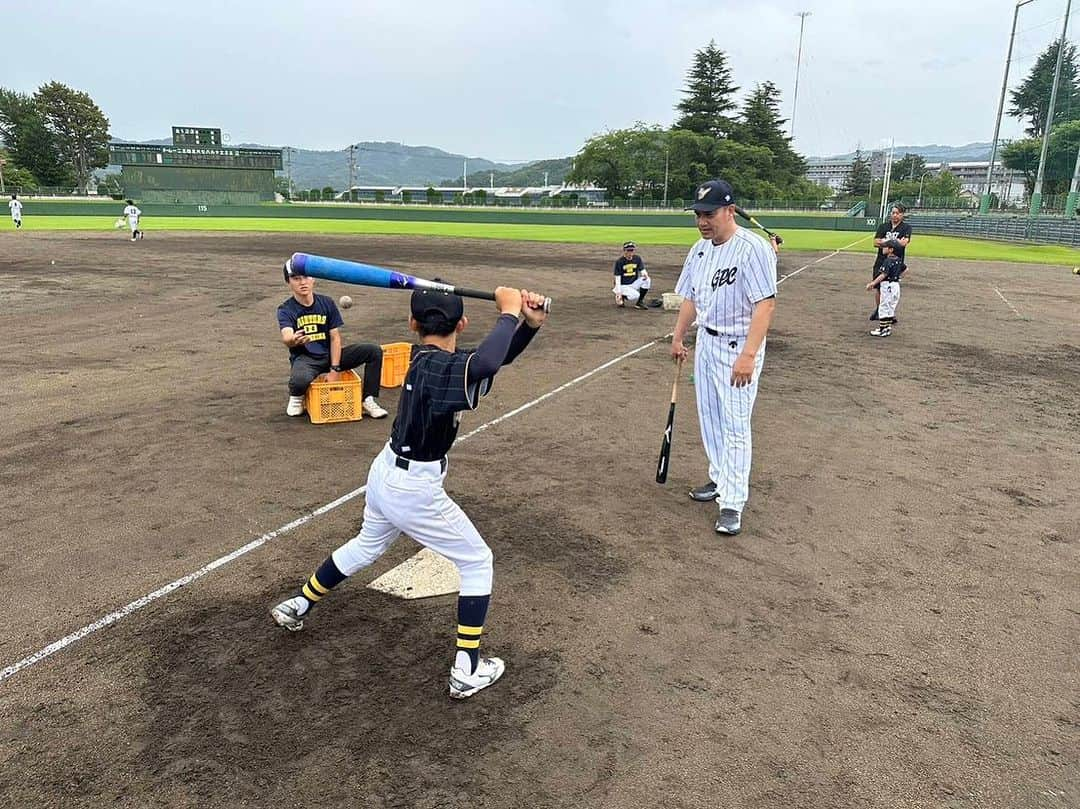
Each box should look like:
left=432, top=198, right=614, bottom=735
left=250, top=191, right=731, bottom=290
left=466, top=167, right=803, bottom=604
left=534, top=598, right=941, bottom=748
left=289, top=253, right=309, bottom=273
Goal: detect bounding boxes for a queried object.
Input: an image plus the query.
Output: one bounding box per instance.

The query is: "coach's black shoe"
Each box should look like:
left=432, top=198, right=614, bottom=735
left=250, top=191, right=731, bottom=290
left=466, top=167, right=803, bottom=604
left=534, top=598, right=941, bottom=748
left=635, top=299, right=649, bottom=310
left=689, top=482, right=717, bottom=502
left=715, top=508, right=742, bottom=535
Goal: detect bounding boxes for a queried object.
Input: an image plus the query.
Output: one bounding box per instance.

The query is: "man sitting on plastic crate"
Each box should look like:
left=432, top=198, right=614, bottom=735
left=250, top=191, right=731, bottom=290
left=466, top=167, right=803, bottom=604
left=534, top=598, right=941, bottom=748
left=277, top=261, right=389, bottom=419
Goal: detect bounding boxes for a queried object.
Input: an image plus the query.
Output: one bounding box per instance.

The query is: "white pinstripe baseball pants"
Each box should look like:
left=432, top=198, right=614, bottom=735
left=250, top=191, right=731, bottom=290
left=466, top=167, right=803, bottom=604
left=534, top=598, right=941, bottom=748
left=694, top=329, right=766, bottom=512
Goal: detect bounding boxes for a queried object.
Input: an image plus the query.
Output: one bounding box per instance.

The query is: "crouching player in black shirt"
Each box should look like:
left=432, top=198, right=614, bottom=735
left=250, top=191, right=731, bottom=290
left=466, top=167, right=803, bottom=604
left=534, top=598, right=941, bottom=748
left=271, top=284, right=548, bottom=699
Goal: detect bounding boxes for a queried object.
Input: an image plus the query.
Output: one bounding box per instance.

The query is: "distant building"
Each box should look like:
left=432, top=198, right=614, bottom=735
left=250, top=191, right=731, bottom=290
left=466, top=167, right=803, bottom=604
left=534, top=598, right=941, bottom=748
left=805, top=150, right=887, bottom=191
left=334, top=183, right=608, bottom=205
left=922, top=161, right=1024, bottom=203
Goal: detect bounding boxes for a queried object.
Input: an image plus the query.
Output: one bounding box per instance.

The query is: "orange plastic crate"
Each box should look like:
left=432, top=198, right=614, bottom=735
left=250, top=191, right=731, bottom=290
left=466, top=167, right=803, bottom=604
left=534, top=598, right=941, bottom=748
left=380, top=342, right=412, bottom=388
left=305, top=370, right=363, bottom=424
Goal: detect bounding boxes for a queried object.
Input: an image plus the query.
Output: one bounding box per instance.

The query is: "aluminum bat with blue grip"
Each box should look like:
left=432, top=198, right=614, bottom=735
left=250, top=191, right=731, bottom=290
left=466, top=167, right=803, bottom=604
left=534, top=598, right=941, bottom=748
left=287, top=253, right=551, bottom=312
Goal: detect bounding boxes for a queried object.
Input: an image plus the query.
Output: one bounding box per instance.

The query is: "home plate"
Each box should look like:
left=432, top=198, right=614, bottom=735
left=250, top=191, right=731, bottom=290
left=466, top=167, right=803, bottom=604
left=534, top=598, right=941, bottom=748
left=367, top=548, right=460, bottom=599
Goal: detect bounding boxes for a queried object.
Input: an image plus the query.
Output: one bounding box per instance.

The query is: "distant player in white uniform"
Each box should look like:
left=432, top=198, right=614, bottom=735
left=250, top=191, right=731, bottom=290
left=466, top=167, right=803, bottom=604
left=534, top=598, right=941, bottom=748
left=9, top=194, right=22, bottom=229
left=671, top=179, right=778, bottom=536
left=122, top=199, right=143, bottom=241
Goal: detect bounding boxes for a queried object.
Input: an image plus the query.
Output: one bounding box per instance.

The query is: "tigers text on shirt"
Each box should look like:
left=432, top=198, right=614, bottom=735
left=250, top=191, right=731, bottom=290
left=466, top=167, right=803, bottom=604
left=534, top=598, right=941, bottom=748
left=674, top=227, right=777, bottom=336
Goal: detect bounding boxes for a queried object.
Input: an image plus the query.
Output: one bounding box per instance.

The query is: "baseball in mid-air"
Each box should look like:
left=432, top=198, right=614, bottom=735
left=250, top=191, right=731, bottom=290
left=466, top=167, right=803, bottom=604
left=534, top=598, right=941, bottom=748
left=339, top=295, right=353, bottom=309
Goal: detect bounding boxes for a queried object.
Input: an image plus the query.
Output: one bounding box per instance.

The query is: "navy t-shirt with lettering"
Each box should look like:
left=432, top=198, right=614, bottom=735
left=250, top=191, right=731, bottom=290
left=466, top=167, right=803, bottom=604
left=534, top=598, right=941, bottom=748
left=276, top=293, right=343, bottom=360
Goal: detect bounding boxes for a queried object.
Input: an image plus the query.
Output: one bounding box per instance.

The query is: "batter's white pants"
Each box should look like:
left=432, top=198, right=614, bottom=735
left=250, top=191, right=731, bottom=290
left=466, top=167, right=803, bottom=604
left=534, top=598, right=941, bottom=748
left=332, top=443, right=494, bottom=595
left=878, top=281, right=900, bottom=320
left=694, top=329, right=766, bottom=512
left=613, top=274, right=650, bottom=303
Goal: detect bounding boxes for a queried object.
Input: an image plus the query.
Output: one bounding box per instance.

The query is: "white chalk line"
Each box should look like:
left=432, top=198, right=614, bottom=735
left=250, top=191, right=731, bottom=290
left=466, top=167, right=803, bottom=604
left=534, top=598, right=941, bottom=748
left=991, top=286, right=1025, bottom=319
left=2, top=236, right=860, bottom=685
left=778, top=234, right=873, bottom=282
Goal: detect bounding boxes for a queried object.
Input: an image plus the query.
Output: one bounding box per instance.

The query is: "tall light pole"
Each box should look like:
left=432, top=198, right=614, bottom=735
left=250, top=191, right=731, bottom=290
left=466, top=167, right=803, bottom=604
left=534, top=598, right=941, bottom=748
left=917, top=172, right=934, bottom=207
left=982, top=0, right=1037, bottom=213
left=1031, top=0, right=1071, bottom=216
left=790, top=11, right=811, bottom=138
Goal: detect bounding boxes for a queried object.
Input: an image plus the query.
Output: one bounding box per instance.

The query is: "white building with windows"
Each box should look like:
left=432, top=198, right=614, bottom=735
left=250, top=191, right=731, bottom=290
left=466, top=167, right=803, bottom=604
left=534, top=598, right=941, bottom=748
left=922, top=162, right=1025, bottom=204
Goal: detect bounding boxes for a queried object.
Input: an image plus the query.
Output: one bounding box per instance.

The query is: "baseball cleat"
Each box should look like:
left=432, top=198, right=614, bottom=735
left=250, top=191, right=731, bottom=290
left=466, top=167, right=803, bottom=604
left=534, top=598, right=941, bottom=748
left=715, top=508, right=742, bottom=535
left=634, top=300, right=649, bottom=310
left=270, top=597, right=308, bottom=632
left=449, top=656, right=505, bottom=699
left=689, top=482, right=718, bottom=502
left=362, top=396, right=389, bottom=419
left=870, top=326, right=891, bottom=337
left=286, top=395, right=305, bottom=416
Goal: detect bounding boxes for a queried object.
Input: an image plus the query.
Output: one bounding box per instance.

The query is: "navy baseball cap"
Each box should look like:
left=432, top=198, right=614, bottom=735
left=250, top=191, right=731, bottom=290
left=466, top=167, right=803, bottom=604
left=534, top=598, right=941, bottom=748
left=282, top=258, right=309, bottom=282
left=622, top=241, right=637, bottom=250
left=883, top=239, right=902, bottom=251
left=411, top=285, right=464, bottom=326
left=686, top=179, right=736, bottom=212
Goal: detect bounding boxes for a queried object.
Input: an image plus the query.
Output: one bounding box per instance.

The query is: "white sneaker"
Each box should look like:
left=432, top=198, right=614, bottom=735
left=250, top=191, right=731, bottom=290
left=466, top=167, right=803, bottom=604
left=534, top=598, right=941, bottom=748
left=448, top=656, right=505, bottom=699
left=286, top=395, right=305, bottom=416
left=270, top=596, right=309, bottom=632
left=362, top=395, right=388, bottom=419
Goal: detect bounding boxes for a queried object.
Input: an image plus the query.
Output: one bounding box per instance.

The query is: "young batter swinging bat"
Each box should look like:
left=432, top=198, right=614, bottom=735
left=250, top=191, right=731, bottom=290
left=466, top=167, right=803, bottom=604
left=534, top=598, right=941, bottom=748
left=287, top=253, right=552, bottom=312
left=655, top=359, right=683, bottom=484
left=733, top=206, right=784, bottom=246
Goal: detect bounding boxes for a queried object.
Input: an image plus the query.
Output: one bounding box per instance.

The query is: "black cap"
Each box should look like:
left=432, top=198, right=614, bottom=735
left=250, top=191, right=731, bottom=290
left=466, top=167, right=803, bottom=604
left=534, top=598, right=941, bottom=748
left=410, top=285, right=464, bottom=327
left=622, top=241, right=636, bottom=250
left=883, top=239, right=902, bottom=251
left=685, top=179, right=735, bottom=212
left=282, top=258, right=309, bottom=282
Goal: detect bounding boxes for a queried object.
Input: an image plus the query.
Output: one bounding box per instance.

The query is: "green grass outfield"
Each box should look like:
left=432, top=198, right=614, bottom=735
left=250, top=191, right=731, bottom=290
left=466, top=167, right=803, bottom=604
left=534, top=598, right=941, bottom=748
left=17, top=216, right=1080, bottom=265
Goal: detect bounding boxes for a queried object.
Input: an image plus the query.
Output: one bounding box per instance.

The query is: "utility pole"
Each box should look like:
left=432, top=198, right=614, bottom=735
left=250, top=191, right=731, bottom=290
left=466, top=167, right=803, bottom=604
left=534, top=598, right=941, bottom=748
left=982, top=0, right=1037, bottom=214
left=791, top=11, right=811, bottom=138
left=348, top=144, right=356, bottom=201
left=544, top=170, right=549, bottom=186
left=463, top=159, right=468, bottom=189
left=284, top=147, right=292, bottom=199
left=663, top=148, right=670, bottom=206
left=1031, top=0, right=1071, bottom=216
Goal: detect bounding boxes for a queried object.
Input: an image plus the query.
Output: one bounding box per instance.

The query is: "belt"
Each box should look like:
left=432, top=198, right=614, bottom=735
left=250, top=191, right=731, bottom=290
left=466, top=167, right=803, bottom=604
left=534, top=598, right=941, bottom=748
left=395, top=454, right=447, bottom=473
left=703, top=326, right=743, bottom=338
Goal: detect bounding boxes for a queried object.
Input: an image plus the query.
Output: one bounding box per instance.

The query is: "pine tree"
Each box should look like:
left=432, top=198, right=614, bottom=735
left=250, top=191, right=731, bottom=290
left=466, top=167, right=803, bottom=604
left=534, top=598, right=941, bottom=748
left=32, top=82, right=111, bottom=192
left=842, top=150, right=872, bottom=197
left=1009, top=39, right=1080, bottom=138
left=674, top=40, right=739, bottom=138
left=734, top=81, right=805, bottom=185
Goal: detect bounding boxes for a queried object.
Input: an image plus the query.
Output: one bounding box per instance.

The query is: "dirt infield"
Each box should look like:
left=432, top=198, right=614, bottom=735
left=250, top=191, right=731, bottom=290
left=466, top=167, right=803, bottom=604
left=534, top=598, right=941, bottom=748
left=1, top=230, right=1077, bottom=808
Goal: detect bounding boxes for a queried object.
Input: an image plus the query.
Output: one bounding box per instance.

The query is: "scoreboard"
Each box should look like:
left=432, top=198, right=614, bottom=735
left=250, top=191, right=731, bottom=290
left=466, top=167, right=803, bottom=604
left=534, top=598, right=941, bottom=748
left=110, top=142, right=283, bottom=170
left=172, top=126, right=222, bottom=147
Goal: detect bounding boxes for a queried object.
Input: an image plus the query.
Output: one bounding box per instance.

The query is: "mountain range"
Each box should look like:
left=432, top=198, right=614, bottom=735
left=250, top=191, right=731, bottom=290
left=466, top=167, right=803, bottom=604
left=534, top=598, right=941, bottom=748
left=111, top=137, right=993, bottom=189
left=809, top=143, right=994, bottom=163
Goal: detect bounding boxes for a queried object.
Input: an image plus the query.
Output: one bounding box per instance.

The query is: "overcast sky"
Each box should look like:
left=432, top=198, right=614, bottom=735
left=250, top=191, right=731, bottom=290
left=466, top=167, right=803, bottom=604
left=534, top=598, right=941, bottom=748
left=7, top=0, right=1070, bottom=160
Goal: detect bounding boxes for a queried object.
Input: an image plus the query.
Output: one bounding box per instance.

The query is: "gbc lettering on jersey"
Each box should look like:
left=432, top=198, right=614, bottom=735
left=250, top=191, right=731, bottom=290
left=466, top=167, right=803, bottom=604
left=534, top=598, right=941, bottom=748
left=711, top=266, right=738, bottom=289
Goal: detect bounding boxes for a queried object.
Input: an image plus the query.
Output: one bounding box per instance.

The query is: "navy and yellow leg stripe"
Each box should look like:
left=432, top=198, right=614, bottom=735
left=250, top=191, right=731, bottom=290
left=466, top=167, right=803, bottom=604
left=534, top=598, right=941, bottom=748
left=302, top=575, right=331, bottom=603
left=457, top=623, right=483, bottom=650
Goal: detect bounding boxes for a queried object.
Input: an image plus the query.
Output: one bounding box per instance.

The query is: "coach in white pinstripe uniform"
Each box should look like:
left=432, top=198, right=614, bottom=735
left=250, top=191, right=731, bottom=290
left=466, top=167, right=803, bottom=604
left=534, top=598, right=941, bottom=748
left=671, top=180, right=777, bottom=535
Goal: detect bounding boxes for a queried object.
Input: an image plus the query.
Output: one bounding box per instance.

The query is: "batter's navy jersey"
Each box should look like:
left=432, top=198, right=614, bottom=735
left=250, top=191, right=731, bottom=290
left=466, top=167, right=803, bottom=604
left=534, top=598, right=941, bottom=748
left=276, top=293, right=343, bottom=359
left=880, top=255, right=906, bottom=283
left=389, top=346, right=493, bottom=462
left=674, top=228, right=777, bottom=336
left=874, top=221, right=912, bottom=269
left=613, top=255, right=646, bottom=286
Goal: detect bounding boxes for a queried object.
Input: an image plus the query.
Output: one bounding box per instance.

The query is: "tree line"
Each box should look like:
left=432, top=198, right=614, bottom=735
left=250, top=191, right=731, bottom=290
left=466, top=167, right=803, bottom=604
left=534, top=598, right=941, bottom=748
left=566, top=41, right=829, bottom=204
left=1001, top=38, right=1080, bottom=197
left=0, top=82, right=110, bottom=192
